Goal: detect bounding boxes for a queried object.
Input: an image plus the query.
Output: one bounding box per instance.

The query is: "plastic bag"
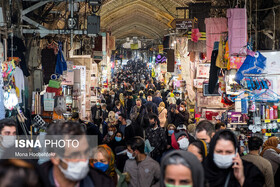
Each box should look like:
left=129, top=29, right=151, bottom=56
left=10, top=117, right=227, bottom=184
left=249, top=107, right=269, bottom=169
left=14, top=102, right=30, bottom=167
left=235, top=51, right=266, bottom=84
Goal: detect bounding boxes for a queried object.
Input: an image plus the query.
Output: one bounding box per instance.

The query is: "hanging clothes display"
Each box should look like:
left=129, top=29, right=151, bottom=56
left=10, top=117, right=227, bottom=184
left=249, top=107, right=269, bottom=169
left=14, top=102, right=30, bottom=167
left=205, top=18, right=227, bottom=61
left=41, top=48, right=56, bottom=85
left=55, top=42, right=67, bottom=75
left=13, top=66, right=25, bottom=103
left=227, top=8, right=247, bottom=55
left=208, top=50, right=220, bottom=94
left=216, top=36, right=227, bottom=69
left=7, top=36, right=30, bottom=77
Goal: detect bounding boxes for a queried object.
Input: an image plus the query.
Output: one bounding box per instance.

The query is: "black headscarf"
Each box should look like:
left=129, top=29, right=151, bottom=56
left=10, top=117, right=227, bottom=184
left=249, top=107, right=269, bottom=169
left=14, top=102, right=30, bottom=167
left=161, top=150, right=204, bottom=187
left=203, top=129, right=265, bottom=187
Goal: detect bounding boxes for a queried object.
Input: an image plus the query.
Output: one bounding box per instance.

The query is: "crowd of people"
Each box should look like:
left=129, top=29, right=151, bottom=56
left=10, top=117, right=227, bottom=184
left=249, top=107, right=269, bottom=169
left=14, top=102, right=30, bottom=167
left=0, top=60, right=279, bottom=187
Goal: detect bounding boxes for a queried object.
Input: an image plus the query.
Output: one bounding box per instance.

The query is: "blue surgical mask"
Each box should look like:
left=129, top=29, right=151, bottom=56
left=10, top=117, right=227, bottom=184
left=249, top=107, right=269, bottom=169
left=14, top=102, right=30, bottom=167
left=115, top=137, right=122, bottom=142
left=94, top=162, right=109, bottom=172
left=168, top=130, right=174, bottom=135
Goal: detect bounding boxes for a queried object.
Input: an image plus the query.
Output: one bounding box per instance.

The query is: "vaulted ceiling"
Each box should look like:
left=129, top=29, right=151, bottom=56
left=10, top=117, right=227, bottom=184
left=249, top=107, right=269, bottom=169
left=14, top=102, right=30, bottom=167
left=99, top=0, right=193, bottom=39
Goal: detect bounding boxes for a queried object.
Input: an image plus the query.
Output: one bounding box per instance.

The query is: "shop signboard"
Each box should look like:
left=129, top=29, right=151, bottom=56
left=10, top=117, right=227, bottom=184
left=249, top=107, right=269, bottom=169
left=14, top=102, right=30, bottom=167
left=170, top=19, right=194, bottom=30
left=158, top=45, right=164, bottom=54
left=93, top=51, right=103, bottom=60
left=131, top=43, right=139, bottom=50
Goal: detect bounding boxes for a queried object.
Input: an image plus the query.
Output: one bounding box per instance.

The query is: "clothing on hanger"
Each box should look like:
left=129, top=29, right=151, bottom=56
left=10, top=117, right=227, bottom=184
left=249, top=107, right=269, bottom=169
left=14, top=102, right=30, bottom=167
left=205, top=18, right=228, bottom=61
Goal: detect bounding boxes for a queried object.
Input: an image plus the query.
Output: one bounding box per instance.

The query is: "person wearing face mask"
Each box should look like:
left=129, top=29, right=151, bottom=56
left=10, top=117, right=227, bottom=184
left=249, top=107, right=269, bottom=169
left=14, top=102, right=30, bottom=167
left=108, top=131, right=126, bottom=155
left=107, top=91, right=116, bottom=111
left=90, top=144, right=128, bottom=187
left=174, top=92, right=182, bottom=106
left=160, top=150, right=204, bottom=187
left=0, top=119, right=17, bottom=159
left=91, top=99, right=103, bottom=129
left=145, top=114, right=167, bottom=162
left=203, top=129, right=265, bottom=187
left=40, top=121, right=115, bottom=187
left=130, top=98, right=142, bottom=122
left=260, top=136, right=280, bottom=186
left=173, top=102, right=189, bottom=127
left=166, top=124, right=176, bottom=151
left=171, top=130, right=191, bottom=151
left=124, top=137, right=160, bottom=187
left=242, top=137, right=274, bottom=187
left=102, top=125, right=117, bottom=144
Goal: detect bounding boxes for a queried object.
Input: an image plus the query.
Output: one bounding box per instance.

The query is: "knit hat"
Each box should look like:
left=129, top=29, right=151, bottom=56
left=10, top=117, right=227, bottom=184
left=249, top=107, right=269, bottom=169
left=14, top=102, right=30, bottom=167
left=174, top=131, right=187, bottom=141
left=177, top=124, right=187, bottom=131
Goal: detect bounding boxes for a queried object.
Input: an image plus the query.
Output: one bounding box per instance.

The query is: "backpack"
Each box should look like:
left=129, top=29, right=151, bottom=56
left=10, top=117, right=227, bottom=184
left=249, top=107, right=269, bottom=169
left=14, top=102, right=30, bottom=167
left=54, top=96, right=66, bottom=115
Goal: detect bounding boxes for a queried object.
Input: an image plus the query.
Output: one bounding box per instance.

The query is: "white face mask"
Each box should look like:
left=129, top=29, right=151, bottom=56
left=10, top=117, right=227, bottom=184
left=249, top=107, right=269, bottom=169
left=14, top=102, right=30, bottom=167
left=177, top=138, right=189, bottom=150
left=179, top=107, right=184, bottom=111
left=108, top=131, right=114, bottom=136
left=277, top=144, right=280, bottom=149
left=59, top=159, right=89, bottom=181
left=127, top=151, right=135, bottom=160
left=213, top=153, right=235, bottom=169
left=1, top=135, right=16, bottom=148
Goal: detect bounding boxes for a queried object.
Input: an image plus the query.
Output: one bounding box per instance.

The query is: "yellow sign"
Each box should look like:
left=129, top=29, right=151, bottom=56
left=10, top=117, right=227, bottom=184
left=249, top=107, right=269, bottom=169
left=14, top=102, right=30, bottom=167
left=130, top=44, right=138, bottom=50
left=265, top=133, right=272, bottom=136
left=265, top=119, right=271, bottom=123
left=189, top=109, right=195, bottom=113
left=277, top=119, right=280, bottom=122
left=158, top=45, right=163, bottom=54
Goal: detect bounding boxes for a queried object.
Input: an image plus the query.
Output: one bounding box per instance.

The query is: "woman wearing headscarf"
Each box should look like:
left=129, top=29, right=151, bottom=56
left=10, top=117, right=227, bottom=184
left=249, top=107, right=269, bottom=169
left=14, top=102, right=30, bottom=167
left=188, top=140, right=208, bottom=162
left=160, top=150, right=204, bottom=187
left=203, top=129, right=265, bottom=187
left=90, top=144, right=128, bottom=186
left=166, top=124, right=176, bottom=150
left=108, top=131, right=126, bottom=154
left=158, top=102, right=168, bottom=127
left=260, top=136, right=280, bottom=186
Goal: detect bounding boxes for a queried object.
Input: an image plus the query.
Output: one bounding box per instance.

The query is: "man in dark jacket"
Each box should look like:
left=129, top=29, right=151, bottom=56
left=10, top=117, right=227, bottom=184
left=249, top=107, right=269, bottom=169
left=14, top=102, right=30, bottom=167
left=152, top=91, right=163, bottom=107
left=91, top=100, right=102, bottom=129
left=40, top=121, right=114, bottom=187
left=146, top=114, right=167, bottom=162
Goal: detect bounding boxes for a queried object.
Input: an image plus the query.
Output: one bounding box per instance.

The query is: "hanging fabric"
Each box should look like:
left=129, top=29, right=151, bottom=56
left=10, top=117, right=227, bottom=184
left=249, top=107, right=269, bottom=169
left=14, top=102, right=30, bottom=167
left=227, top=8, right=247, bottom=55
left=55, top=42, right=67, bottom=75
left=208, top=49, right=220, bottom=94
left=205, top=18, right=228, bottom=61
left=216, top=35, right=227, bottom=69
